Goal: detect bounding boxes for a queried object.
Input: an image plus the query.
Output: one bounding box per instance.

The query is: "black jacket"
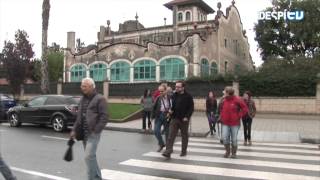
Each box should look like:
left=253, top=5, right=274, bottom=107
left=206, top=98, right=217, bottom=114
left=171, top=91, right=194, bottom=120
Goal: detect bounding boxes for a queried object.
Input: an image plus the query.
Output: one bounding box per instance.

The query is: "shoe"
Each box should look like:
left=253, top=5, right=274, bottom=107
left=248, top=140, right=252, bottom=146
left=157, top=145, right=165, bottom=152
left=162, top=152, right=171, bottom=159
left=180, top=152, right=187, bottom=157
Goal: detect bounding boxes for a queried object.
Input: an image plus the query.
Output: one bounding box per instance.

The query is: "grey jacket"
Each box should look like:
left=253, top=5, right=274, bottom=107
left=72, top=93, right=108, bottom=134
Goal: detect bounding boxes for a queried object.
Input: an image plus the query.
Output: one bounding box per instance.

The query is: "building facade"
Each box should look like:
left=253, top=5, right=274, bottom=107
left=64, top=0, right=254, bottom=83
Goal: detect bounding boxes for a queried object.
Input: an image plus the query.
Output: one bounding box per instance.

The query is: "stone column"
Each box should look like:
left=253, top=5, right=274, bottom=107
left=103, top=79, right=109, bottom=100
left=57, top=78, right=62, bottom=95
left=67, top=32, right=75, bottom=54
left=233, top=81, right=239, bottom=96
left=316, top=73, right=320, bottom=114
left=192, top=34, right=200, bottom=76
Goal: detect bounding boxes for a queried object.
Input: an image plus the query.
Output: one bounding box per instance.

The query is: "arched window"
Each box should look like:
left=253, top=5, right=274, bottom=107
left=210, top=62, right=218, bottom=75
left=186, top=11, right=191, bottom=21
left=70, top=64, right=86, bottom=82
left=110, top=61, right=130, bottom=82
left=160, top=58, right=185, bottom=81
left=200, top=59, right=209, bottom=77
left=89, top=63, right=107, bottom=82
left=178, top=12, right=183, bottom=22
left=134, top=60, right=156, bottom=81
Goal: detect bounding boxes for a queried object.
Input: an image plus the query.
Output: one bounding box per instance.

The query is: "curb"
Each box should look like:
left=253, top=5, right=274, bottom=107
left=104, top=126, right=208, bottom=137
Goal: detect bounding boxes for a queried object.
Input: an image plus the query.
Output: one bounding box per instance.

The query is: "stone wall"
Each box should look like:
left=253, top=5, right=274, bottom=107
left=108, top=96, right=319, bottom=115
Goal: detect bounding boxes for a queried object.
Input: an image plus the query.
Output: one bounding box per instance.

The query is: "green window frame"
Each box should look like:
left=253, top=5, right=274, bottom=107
left=210, top=62, right=218, bottom=75
left=89, top=63, right=107, bottom=82
left=70, top=64, right=86, bottom=82
left=110, top=61, right=130, bottom=82
left=160, top=58, right=185, bottom=81
left=133, top=60, right=156, bottom=81
left=200, top=59, right=210, bottom=77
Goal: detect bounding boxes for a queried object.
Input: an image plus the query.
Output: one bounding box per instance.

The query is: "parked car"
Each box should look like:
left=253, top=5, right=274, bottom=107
left=7, top=95, right=79, bottom=132
left=0, top=94, right=17, bottom=121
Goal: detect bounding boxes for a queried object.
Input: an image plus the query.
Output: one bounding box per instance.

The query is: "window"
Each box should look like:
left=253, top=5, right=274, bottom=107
left=110, top=61, right=130, bottom=82
left=70, top=64, right=86, bottom=82
left=28, top=96, right=48, bottom=107
left=134, top=60, right=156, bottom=81
left=160, top=58, right=185, bottom=81
left=89, top=63, right=107, bottom=82
left=200, top=59, right=209, bottom=77
left=235, top=64, right=241, bottom=74
left=210, top=62, right=218, bottom=75
left=224, top=61, right=228, bottom=74
left=224, top=39, right=227, bottom=48
left=178, top=12, right=183, bottom=22
left=186, top=11, right=191, bottom=21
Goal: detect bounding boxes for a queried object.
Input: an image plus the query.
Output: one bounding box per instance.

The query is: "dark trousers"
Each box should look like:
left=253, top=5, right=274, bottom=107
left=206, top=112, right=216, bottom=135
left=242, top=116, right=253, bottom=141
left=164, top=118, right=189, bottom=154
left=142, top=110, right=151, bottom=129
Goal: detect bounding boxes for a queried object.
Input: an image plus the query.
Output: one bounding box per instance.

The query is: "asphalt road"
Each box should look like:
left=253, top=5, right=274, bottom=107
left=0, top=123, right=319, bottom=180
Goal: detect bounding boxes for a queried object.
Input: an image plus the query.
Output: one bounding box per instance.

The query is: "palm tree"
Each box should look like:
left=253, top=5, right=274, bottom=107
left=41, top=0, right=50, bottom=94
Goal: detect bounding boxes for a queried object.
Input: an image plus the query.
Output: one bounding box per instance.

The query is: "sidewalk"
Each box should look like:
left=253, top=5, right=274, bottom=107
left=105, top=112, right=320, bottom=144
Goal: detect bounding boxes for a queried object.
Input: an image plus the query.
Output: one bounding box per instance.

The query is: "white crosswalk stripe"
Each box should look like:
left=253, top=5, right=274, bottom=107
left=102, top=138, right=320, bottom=180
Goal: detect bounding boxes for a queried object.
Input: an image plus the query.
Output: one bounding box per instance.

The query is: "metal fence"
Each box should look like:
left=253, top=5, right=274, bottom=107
left=0, top=81, right=230, bottom=98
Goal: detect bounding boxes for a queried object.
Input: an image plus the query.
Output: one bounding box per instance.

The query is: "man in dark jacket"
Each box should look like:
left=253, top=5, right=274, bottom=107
left=0, top=154, right=16, bottom=180
left=70, top=77, right=108, bottom=180
left=162, top=81, right=194, bottom=158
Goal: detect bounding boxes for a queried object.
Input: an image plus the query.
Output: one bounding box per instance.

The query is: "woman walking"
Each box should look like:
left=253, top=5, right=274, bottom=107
left=206, top=91, right=217, bottom=136
left=220, top=86, right=248, bottom=158
left=140, top=89, right=153, bottom=133
left=242, top=91, right=256, bottom=146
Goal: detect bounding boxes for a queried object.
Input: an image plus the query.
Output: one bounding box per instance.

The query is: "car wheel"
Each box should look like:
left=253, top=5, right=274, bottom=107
left=52, top=115, right=66, bottom=132
left=9, top=113, right=21, bottom=127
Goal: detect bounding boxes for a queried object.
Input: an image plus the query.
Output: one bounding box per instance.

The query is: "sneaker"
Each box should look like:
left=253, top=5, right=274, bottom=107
left=157, top=145, right=165, bottom=152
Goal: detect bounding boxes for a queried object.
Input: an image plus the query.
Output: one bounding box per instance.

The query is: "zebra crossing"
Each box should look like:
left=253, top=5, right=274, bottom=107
left=102, top=137, right=320, bottom=180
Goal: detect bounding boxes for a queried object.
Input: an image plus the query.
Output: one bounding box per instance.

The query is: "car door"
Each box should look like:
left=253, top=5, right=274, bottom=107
left=22, top=96, right=48, bottom=123
left=38, top=96, right=62, bottom=124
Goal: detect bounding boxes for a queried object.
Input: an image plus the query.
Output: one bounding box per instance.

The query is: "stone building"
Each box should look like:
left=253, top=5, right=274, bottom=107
left=64, top=0, right=254, bottom=83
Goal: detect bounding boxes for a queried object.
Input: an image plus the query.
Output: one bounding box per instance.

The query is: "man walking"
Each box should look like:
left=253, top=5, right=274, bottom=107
left=162, top=81, right=194, bottom=158
left=0, top=155, right=16, bottom=180
left=71, top=77, right=108, bottom=180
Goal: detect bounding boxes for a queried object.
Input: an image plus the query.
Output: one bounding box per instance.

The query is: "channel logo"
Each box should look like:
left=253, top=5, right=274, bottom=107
left=258, top=10, right=304, bottom=21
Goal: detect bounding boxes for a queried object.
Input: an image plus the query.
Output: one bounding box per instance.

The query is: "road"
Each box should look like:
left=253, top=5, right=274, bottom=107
left=0, top=123, right=319, bottom=180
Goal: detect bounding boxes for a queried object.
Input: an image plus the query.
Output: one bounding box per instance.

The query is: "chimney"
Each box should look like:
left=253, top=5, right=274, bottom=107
left=67, top=32, right=75, bottom=53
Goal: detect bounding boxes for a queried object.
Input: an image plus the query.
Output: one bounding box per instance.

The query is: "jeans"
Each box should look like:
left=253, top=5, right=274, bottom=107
left=222, top=124, right=240, bottom=146
left=83, top=133, right=102, bottom=180
left=154, top=112, right=169, bottom=146
left=242, top=116, right=253, bottom=141
left=142, top=111, right=151, bottom=129
left=0, top=155, right=16, bottom=180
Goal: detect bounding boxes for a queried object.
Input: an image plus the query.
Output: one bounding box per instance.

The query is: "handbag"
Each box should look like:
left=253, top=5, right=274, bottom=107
left=63, top=139, right=75, bottom=162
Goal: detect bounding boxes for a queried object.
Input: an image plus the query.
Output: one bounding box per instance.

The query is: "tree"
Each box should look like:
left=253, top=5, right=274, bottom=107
left=1, top=30, right=34, bottom=97
left=48, top=51, right=63, bottom=82
left=254, top=0, right=320, bottom=61
left=40, top=0, right=50, bottom=94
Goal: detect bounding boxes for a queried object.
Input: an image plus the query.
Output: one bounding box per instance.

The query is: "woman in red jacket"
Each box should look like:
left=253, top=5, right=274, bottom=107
left=219, top=86, right=248, bottom=158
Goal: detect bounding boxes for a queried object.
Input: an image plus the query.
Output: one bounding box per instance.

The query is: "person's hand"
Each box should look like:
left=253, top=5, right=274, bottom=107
left=183, top=117, right=188, bottom=122
left=70, top=131, right=75, bottom=139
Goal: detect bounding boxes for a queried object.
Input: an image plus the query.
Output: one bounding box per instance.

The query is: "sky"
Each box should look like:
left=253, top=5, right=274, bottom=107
left=0, top=0, right=272, bottom=67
